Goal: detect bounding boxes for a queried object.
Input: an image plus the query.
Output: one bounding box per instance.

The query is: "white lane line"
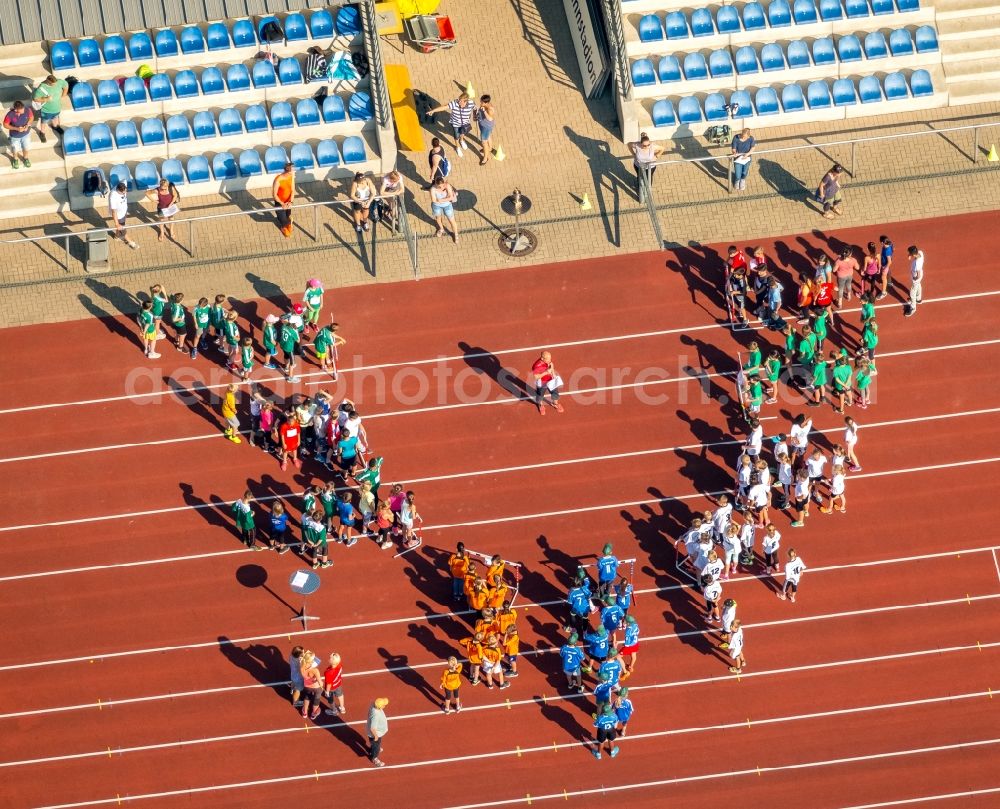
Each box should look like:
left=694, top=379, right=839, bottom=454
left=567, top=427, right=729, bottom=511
left=3, top=590, right=994, bottom=721
left=838, top=787, right=1000, bottom=809
left=993, top=548, right=1000, bottom=585
left=31, top=690, right=1000, bottom=808
left=4, top=290, right=998, bottom=417
left=0, top=545, right=996, bottom=672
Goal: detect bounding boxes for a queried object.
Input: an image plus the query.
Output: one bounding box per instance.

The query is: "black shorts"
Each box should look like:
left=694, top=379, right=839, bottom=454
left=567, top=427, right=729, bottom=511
left=785, top=580, right=799, bottom=593
left=443, top=687, right=459, bottom=699
left=283, top=348, right=296, bottom=363
left=173, top=322, right=186, bottom=335
left=597, top=727, right=617, bottom=744
left=794, top=496, right=808, bottom=510
left=352, top=201, right=371, bottom=213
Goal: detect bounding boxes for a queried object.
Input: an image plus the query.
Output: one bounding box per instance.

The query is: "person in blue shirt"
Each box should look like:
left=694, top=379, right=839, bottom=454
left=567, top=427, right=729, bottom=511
left=591, top=703, right=620, bottom=759
left=613, top=687, right=634, bottom=737
left=596, top=544, right=619, bottom=602
left=878, top=234, right=893, bottom=300
left=614, top=576, right=633, bottom=614
left=583, top=625, right=610, bottom=672
left=600, top=594, right=625, bottom=642
left=566, top=580, right=592, bottom=636
left=593, top=671, right=615, bottom=712
left=559, top=634, right=586, bottom=694
left=335, top=492, right=359, bottom=547
left=621, top=615, right=640, bottom=678
left=598, top=647, right=623, bottom=687
left=267, top=501, right=290, bottom=553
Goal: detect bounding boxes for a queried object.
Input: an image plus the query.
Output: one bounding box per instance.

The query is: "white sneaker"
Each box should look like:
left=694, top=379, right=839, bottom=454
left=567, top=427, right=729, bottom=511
left=147, top=352, right=161, bottom=359
left=456, top=143, right=464, bottom=157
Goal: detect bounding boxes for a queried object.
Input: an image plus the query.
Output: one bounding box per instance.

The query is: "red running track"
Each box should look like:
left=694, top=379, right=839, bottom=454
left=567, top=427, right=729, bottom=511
left=1, top=211, right=999, bottom=808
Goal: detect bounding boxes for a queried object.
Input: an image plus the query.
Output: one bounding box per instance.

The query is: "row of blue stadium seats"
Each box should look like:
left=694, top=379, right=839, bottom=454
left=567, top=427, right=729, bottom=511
left=632, top=27, right=938, bottom=84
left=650, top=69, right=934, bottom=124
left=636, top=0, right=919, bottom=41
left=63, top=98, right=366, bottom=155
left=69, top=57, right=357, bottom=110
left=51, top=9, right=360, bottom=69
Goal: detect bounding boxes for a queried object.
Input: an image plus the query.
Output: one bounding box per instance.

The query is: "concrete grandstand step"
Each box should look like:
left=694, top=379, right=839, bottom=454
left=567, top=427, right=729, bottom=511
left=0, top=187, right=71, bottom=220
left=945, top=76, right=1000, bottom=103
left=939, top=32, right=1000, bottom=61
left=0, top=162, right=69, bottom=196
left=936, top=15, right=1000, bottom=39
left=943, top=59, right=1000, bottom=81
left=933, top=0, right=1000, bottom=19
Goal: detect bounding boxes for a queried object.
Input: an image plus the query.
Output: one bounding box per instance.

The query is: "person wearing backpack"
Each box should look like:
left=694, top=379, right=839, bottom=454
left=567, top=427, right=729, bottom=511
left=145, top=178, right=180, bottom=242
left=428, top=137, right=449, bottom=185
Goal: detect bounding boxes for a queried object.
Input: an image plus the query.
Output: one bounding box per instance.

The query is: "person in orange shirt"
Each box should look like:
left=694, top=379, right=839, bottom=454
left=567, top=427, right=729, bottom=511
left=440, top=656, right=463, bottom=713
left=487, top=574, right=508, bottom=609
left=448, top=542, right=470, bottom=602
left=459, top=632, right=484, bottom=686
left=463, top=562, right=480, bottom=605
left=469, top=578, right=489, bottom=611
left=497, top=602, right=518, bottom=634
left=486, top=554, right=505, bottom=584
left=502, top=626, right=520, bottom=678
left=475, top=607, right=498, bottom=639
left=480, top=634, right=510, bottom=690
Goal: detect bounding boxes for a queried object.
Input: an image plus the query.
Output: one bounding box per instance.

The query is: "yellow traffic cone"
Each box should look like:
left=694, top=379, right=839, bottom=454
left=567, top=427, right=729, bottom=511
left=493, top=145, right=506, bottom=161
left=988, top=143, right=999, bottom=162
left=465, top=81, right=475, bottom=99
left=580, top=193, right=592, bottom=211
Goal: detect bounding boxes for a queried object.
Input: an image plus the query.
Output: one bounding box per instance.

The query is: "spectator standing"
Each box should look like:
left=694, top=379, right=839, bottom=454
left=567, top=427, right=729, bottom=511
left=628, top=132, right=663, bottom=197
left=833, top=247, right=859, bottom=308
left=817, top=164, right=844, bottom=219
left=730, top=128, right=756, bottom=191
left=31, top=75, right=68, bottom=143
left=476, top=94, right=496, bottom=164
left=367, top=698, right=390, bottom=767
left=379, top=170, right=405, bottom=228
left=323, top=652, right=347, bottom=715
left=428, top=137, right=448, bottom=184
left=108, top=182, right=139, bottom=249
left=272, top=162, right=295, bottom=238
left=349, top=171, right=377, bottom=233
left=428, top=92, right=475, bottom=155
left=3, top=100, right=34, bottom=168
left=429, top=176, right=459, bottom=242
left=288, top=646, right=304, bottom=707
left=145, top=178, right=179, bottom=243
left=905, top=245, right=924, bottom=317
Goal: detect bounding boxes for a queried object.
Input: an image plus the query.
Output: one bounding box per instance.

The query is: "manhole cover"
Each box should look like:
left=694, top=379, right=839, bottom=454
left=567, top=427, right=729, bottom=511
left=498, top=228, right=538, bottom=257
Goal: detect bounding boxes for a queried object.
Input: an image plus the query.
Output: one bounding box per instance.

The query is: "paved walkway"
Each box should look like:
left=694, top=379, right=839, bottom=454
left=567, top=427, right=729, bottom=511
left=1, top=0, right=999, bottom=327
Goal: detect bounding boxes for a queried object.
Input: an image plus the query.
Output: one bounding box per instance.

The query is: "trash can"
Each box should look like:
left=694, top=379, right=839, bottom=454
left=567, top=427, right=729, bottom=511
left=86, top=229, right=110, bottom=273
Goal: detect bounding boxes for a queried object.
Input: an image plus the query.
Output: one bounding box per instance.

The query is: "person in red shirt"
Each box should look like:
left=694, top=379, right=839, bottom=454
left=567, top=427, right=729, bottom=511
left=531, top=350, right=564, bottom=415
left=278, top=409, right=301, bottom=471
left=323, top=652, right=346, bottom=716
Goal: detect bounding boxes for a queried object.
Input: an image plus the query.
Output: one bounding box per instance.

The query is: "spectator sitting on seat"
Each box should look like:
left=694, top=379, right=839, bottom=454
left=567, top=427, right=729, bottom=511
left=306, top=47, right=329, bottom=82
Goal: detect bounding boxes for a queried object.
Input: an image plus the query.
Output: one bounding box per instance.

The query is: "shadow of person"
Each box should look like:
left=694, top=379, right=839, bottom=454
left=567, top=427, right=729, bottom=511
left=540, top=699, right=592, bottom=741
left=83, top=277, right=138, bottom=318
left=563, top=126, right=636, bottom=247
left=457, top=341, right=528, bottom=400
left=246, top=272, right=292, bottom=312
left=757, top=158, right=810, bottom=203
left=77, top=294, right=143, bottom=349
left=673, top=132, right=729, bottom=188
left=664, top=240, right=727, bottom=312
left=377, top=647, right=442, bottom=706
left=217, top=635, right=289, bottom=701
left=179, top=482, right=233, bottom=531
left=407, top=623, right=457, bottom=660
left=536, top=534, right=580, bottom=589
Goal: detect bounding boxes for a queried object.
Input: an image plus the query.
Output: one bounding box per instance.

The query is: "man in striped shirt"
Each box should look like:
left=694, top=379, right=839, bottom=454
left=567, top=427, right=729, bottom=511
left=428, top=92, right=474, bottom=156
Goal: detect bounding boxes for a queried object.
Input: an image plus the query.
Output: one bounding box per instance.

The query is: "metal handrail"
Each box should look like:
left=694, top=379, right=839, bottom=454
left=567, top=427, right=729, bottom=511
left=639, top=166, right=663, bottom=249
left=396, top=194, right=420, bottom=280
left=600, top=0, right=632, bottom=98
left=360, top=0, right=391, bottom=129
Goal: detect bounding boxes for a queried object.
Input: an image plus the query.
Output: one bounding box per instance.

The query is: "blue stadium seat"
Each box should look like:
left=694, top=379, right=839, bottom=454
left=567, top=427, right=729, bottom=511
left=768, top=0, right=793, bottom=26
left=82, top=166, right=108, bottom=196
left=206, top=22, right=230, bottom=51
left=129, top=32, right=153, bottom=60
left=140, top=118, right=165, bottom=145
left=915, top=25, right=938, bottom=52
left=716, top=5, right=741, bottom=32
left=730, top=89, right=752, bottom=114
left=231, top=19, right=256, bottom=47
left=813, top=37, right=836, bottom=65
left=658, top=55, right=682, bottom=82
left=115, top=120, right=139, bottom=148
left=742, top=2, right=767, bottom=30
left=257, top=15, right=281, bottom=41
left=77, top=39, right=101, bottom=67
left=285, top=13, right=309, bottom=41
left=793, top=0, right=819, bottom=23
left=212, top=152, right=237, bottom=180
left=296, top=98, right=321, bottom=126
left=782, top=83, right=806, bottom=111
left=820, top=0, right=844, bottom=18
left=264, top=146, right=289, bottom=173
left=192, top=111, right=216, bottom=139
left=704, top=93, right=727, bottom=121
left=755, top=87, right=780, bottom=115
left=50, top=41, right=75, bottom=70
left=218, top=108, right=243, bottom=135
left=631, top=58, right=656, bottom=86
left=166, top=114, right=191, bottom=142
left=226, top=64, right=251, bottom=91
left=245, top=105, right=269, bottom=133
left=103, top=35, right=127, bottom=64
left=859, top=75, right=882, bottom=102
left=322, top=95, right=347, bottom=122
left=239, top=150, right=263, bottom=177
left=110, top=164, right=133, bottom=190
left=252, top=60, right=277, bottom=88
left=665, top=11, right=689, bottom=38
left=845, top=0, right=869, bottom=17
left=871, top=0, right=893, bottom=13
left=342, top=136, right=367, bottom=164
left=838, top=34, right=863, bottom=62
left=161, top=158, right=184, bottom=186
left=310, top=9, right=335, bottom=38
left=896, top=0, right=919, bottom=9
left=807, top=80, right=833, bottom=108
left=638, top=14, right=664, bottom=41
left=677, top=96, right=703, bottom=124
left=149, top=74, right=172, bottom=100
left=174, top=69, right=199, bottom=98
left=269, top=102, right=294, bottom=129
left=708, top=49, right=734, bottom=77
left=691, top=8, right=715, bottom=36
left=884, top=71, right=908, bottom=99
left=180, top=26, right=206, bottom=54
left=291, top=143, right=315, bottom=171
left=864, top=31, right=888, bottom=58
left=186, top=155, right=211, bottom=183
left=336, top=6, right=361, bottom=36
left=735, top=45, right=759, bottom=74
left=348, top=91, right=373, bottom=121
left=201, top=67, right=225, bottom=95
left=910, top=68, right=933, bottom=96
left=278, top=57, right=303, bottom=85
left=134, top=161, right=160, bottom=190
left=97, top=80, right=121, bottom=108
left=88, top=123, right=113, bottom=152
left=62, top=126, right=87, bottom=155
left=651, top=99, right=677, bottom=127
left=889, top=28, right=914, bottom=55
left=683, top=52, right=708, bottom=80
left=155, top=29, right=179, bottom=57
left=122, top=77, right=147, bottom=104
left=761, top=43, right=785, bottom=71
left=787, top=39, right=811, bottom=67
left=833, top=77, right=857, bottom=105
left=71, top=82, right=96, bottom=111
left=316, top=139, right=342, bottom=167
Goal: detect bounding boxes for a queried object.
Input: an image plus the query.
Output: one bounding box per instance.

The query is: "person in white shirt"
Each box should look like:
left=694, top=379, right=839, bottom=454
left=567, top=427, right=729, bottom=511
left=776, top=451, right=793, bottom=509
left=703, top=575, right=723, bottom=623
left=721, top=524, right=742, bottom=580
left=680, top=522, right=703, bottom=570
left=754, top=458, right=772, bottom=488
left=904, top=245, right=923, bottom=317
left=720, top=598, right=738, bottom=644
left=779, top=549, right=807, bottom=602
left=844, top=416, right=861, bottom=471
left=698, top=511, right=715, bottom=542
left=712, top=496, right=733, bottom=542
left=821, top=464, right=847, bottom=514
left=739, top=519, right=756, bottom=566
left=771, top=433, right=789, bottom=466
left=805, top=448, right=828, bottom=505
left=790, top=468, right=811, bottom=528
left=830, top=444, right=847, bottom=475
left=745, top=418, right=763, bottom=459
left=789, top=414, right=812, bottom=466
left=727, top=620, right=745, bottom=673
left=107, top=181, right=139, bottom=249
left=747, top=479, right=770, bottom=527
left=700, top=549, right=724, bottom=584
left=761, top=524, right=781, bottom=574
left=735, top=454, right=753, bottom=509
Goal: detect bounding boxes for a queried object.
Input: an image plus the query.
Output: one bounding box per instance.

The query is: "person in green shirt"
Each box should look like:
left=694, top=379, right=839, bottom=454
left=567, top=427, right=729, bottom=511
left=763, top=349, right=781, bottom=404
left=210, top=293, right=227, bottom=346
left=796, top=324, right=815, bottom=367
left=223, top=310, right=240, bottom=369
left=811, top=309, right=828, bottom=354
left=855, top=358, right=872, bottom=409
left=303, top=278, right=324, bottom=331
left=313, top=319, right=346, bottom=377
left=232, top=490, right=261, bottom=550
left=782, top=324, right=797, bottom=367
left=746, top=341, right=762, bottom=371
left=239, top=337, right=255, bottom=381
left=320, top=481, right=338, bottom=531
left=861, top=320, right=878, bottom=373
left=304, top=508, right=331, bottom=569
left=747, top=374, right=764, bottom=415
left=263, top=314, right=279, bottom=369
left=355, top=456, right=384, bottom=498
left=192, top=296, right=211, bottom=358
left=149, top=283, right=168, bottom=330
left=831, top=356, right=854, bottom=413
left=808, top=352, right=831, bottom=407
left=279, top=317, right=301, bottom=382
left=168, top=292, right=187, bottom=353
left=137, top=300, right=160, bottom=359
left=859, top=293, right=876, bottom=324
left=32, top=75, right=68, bottom=142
